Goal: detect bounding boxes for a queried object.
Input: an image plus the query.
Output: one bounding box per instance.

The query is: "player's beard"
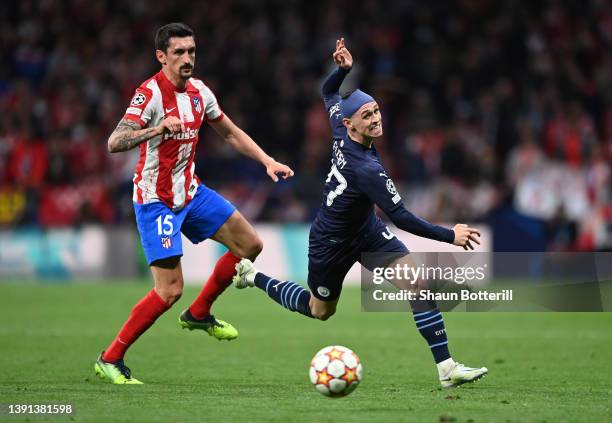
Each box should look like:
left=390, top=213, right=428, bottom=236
left=180, top=66, right=193, bottom=79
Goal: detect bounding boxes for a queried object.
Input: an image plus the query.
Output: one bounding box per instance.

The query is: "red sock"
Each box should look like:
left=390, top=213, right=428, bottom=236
left=103, top=289, right=170, bottom=362
left=189, top=252, right=241, bottom=319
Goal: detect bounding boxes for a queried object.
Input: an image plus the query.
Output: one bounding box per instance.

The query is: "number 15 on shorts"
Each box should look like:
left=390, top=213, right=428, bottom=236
left=156, top=214, right=174, bottom=235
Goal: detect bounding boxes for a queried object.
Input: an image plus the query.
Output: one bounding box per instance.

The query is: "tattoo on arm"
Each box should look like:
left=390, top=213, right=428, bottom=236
left=108, top=119, right=159, bottom=152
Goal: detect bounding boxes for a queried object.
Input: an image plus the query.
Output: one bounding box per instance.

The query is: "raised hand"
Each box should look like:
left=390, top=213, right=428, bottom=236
left=452, top=224, right=481, bottom=250
left=333, top=37, right=353, bottom=69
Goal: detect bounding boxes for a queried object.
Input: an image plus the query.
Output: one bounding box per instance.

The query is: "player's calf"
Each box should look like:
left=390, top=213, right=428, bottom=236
left=234, top=258, right=314, bottom=318
left=101, top=288, right=171, bottom=363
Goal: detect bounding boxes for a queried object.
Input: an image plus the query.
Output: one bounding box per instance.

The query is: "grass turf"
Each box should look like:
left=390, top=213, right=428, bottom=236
left=0, top=282, right=611, bottom=422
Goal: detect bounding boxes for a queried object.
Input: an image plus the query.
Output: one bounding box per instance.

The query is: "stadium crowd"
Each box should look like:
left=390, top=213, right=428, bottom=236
left=0, top=0, right=610, bottom=250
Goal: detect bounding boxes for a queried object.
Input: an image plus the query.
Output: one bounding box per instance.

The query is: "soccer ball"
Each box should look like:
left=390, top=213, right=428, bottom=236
left=309, top=345, right=363, bottom=397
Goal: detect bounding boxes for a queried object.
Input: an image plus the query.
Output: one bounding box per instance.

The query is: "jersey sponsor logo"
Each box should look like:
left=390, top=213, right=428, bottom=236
left=131, top=92, right=147, bottom=106
left=317, top=286, right=331, bottom=298
left=164, top=107, right=176, bottom=115
left=161, top=236, right=173, bottom=249
left=163, top=128, right=198, bottom=141
left=126, top=106, right=142, bottom=116
left=192, top=96, right=202, bottom=114
left=332, top=140, right=346, bottom=169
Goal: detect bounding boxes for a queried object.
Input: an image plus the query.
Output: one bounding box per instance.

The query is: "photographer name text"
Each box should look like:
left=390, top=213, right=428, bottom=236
left=372, top=289, right=513, bottom=302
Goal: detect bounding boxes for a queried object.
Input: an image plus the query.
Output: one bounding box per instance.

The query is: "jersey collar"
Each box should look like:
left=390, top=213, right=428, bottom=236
left=157, top=69, right=188, bottom=93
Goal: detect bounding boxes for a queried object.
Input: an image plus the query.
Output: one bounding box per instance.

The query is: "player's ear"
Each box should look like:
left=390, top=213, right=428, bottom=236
left=155, top=49, right=167, bottom=65
left=342, top=117, right=353, bottom=130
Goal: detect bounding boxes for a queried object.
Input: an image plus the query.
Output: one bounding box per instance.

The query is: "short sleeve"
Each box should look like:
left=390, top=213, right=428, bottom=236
left=123, top=87, right=155, bottom=127
left=199, top=84, right=224, bottom=122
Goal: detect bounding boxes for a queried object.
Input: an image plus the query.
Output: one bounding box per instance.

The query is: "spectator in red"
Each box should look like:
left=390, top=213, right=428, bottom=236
left=7, top=123, right=48, bottom=189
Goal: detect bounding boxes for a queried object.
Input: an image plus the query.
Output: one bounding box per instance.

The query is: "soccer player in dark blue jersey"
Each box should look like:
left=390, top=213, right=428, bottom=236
left=234, top=39, right=487, bottom=388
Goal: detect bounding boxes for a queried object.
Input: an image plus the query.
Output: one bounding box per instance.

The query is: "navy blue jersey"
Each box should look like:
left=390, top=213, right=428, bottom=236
left=311, top=67, right=455, bottom=246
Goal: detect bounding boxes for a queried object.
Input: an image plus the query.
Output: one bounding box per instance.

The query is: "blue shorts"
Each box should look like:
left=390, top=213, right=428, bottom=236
left=134, top=184, right=236, bottom=265
left=307, top=218, right=408, bottom=301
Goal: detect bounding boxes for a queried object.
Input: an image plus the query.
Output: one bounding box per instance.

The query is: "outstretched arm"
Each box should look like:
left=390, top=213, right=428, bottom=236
left=209, top=115, right=294, bottom=182
left=387, top=207, right=480, bottom=249
left=388, top=207, right=456, bottom=244
left=356, top=166, right=481, bottom=249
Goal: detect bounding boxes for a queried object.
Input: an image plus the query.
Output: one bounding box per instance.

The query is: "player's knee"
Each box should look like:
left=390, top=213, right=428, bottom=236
left=240, top=235, right=263, bottom=259
left=165, top=288, right=182, bottom=305
left=251, top=235, right=264, bottom=257
left=312, top=307, right=336, bottom=321
left=158, top=278, right=183, bottom=305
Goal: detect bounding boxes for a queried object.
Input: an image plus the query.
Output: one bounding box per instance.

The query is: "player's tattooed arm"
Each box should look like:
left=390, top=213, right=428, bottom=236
left=107, top=116, right=184, bottom=153
left=107, top=119, right=160, bottom=153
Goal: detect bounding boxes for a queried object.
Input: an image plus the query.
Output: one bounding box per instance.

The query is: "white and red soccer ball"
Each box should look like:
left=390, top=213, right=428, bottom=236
left=309, top=345, right=363, bottom=397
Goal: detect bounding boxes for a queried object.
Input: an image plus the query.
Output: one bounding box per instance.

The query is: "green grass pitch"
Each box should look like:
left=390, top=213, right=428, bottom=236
left=1, top=282, right=611, bottom=422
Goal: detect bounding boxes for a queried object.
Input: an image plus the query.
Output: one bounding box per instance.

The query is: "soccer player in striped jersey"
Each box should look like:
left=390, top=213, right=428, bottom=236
left=95, top=23, right=294, bottom=385
left=233, top=39, right=488, bottom=388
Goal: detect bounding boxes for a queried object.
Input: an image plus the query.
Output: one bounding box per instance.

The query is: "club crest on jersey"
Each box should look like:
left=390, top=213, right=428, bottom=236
left=131, top=92, right=147, bottom=106
left=192, top=96, right=202, bottom=114
left=161, top=236, right=172, bottom=249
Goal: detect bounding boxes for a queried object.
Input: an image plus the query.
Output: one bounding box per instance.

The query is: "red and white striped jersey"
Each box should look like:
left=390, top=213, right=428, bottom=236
left=123, top=70, right=224, bottom=211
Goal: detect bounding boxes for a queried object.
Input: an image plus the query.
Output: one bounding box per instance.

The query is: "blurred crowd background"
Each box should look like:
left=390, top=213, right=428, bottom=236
left=0, top=0, right=610, bottom=251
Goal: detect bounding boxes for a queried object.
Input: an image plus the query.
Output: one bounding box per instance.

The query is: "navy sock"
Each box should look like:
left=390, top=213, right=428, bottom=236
left=254, top=272, right=313, bottom=318
left=410, top=300, right=451, bottom=363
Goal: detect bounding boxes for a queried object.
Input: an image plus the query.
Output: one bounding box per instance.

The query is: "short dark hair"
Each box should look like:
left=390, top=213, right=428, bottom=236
left=155, top=23, right=194, bottom=52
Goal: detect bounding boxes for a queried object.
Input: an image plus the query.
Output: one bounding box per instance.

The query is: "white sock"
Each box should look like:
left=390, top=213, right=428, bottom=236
left=437, top=357, right=455, bottom=379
